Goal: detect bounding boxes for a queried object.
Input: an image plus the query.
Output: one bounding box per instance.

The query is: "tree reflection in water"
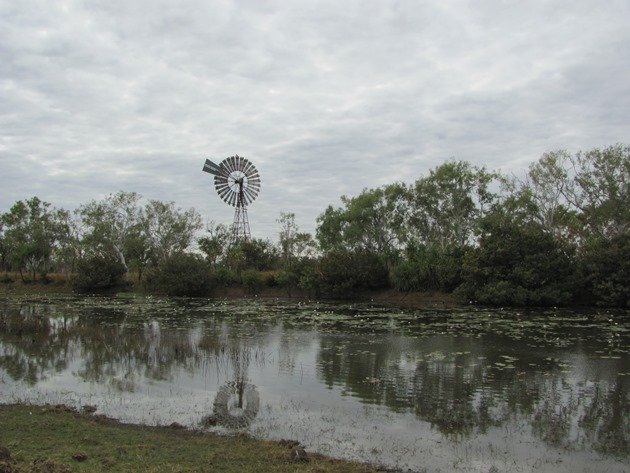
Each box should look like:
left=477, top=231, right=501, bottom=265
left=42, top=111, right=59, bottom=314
left=0, top=297, right=628, bottom=457
left=315, top=333, right=629, bottom=454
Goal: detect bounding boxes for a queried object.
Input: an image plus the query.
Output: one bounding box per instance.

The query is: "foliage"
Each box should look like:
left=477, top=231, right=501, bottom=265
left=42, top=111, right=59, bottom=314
left=241, top=269, right=263, bottom=294
left=78, top=191, right=144, bottom=271
left=406, top=161, right=497, bottom=250
left=198, top=221, right=230, bottom=266
left=317, top=250, right=389, bottom=298
left=516, top=144, right=630, bottom=242
left=0, top=144, right=627, bottom=306
left=143, top=200, right=202, bottom=265
left=213, top=265, right=240, bottom=287
left=275, top=269, right=300, bottom=296
left=461, top=207, right=577, bottom=306
left=579, top=234, right=630, bottom=307
left=316, top=184, right=407, bottom=265
left=226, top=238, right=279, bottom=272
left=277, top=212, right=317, bottom=268
left=393, top=244, right=466, bottom=292
left=0, top=197, right=70, bottom=281
left=72, top=254, right=128, bottom=293
left=145, top=253, right=213, bottom=297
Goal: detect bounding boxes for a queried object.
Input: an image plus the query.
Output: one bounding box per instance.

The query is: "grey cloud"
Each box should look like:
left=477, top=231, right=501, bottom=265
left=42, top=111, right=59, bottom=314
left=1, top=0, right=628, bottom=240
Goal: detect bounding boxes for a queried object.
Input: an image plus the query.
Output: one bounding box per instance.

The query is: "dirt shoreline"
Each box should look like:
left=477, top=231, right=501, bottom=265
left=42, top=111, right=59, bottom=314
left=2, top=279, right=461, bottom=310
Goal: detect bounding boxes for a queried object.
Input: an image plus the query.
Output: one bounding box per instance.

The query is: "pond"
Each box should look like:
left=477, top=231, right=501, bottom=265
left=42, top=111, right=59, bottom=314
left=0, top=294, right=628, bottom=472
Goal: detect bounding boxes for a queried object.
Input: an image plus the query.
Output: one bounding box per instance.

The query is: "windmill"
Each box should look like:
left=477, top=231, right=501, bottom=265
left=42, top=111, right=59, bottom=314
left=202, top=155, right=261, bottom=242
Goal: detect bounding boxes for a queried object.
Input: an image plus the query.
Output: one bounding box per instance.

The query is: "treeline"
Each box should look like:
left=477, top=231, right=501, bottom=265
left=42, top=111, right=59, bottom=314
left=1, top=144, right=628, bottom=307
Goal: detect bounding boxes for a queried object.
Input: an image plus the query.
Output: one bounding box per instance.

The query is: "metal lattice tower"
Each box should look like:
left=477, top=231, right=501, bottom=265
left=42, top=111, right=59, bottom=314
left=202, top=155, right=260, bottom=244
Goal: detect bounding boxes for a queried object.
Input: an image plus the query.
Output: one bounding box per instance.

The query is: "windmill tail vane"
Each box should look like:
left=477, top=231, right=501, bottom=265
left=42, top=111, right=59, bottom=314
left=202, top=154, right=261, bottom=244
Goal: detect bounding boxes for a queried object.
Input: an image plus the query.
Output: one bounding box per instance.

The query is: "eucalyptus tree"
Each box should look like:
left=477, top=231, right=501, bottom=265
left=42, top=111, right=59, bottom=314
left=142, top=200, right=202, bottom=264
left=1, top=197, right=68, bottom=281
left=198, top=221, right=231, bottom=267
left=517, top=144, right=629, bottom=243
left=277, top=212, right=317, bottom=268
left=405, top=161, right=497, bottom=250
left=78, top=191, right=144, bottom=271
left=316, top=183, right=408, bottom=268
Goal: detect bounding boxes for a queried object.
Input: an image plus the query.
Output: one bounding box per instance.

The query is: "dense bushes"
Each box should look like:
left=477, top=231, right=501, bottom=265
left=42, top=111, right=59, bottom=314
left=392, top=244, right=465, bottom=292
left=461, top=220, right=576, bottom=306
left=579, top=235, right=630, bottom=307
left=72, top=255, right=128, bottom=293
left=317, top=250, right=389, bottom=297
left=145, top=253, right=214, bottom=296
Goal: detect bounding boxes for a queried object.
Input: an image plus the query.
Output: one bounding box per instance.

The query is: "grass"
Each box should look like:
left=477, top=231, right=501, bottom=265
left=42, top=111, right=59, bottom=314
left=0, top=404, right=381, bottom=473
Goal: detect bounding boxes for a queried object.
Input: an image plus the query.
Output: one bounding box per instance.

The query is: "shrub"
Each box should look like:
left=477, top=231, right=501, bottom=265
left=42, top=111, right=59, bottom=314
left=213, top=265, right=240, bottom=287
left=263, top=271, right=279, bottom=287
left=317, top=250, right=389, bottom=298
left=275, top=270, right=299, bottom=296
left=393, top=245, right=465, bottom=292
left=461, top=220, right=576, bottom=306
left=72, top=255, right=128, bottom=293
left=241, top=269, right=263, bottom=294
left=145, top=253, right=213, bottom=297
left=579, top=234, right=630, bottom=307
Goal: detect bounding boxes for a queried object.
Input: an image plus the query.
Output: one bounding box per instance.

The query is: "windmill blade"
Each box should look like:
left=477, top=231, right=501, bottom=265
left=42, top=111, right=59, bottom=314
left=243, top=160, right=256, bottom=176
left=239, top=155, right=248, bottom=172
left=225, top=156, right=234, bottom=174
left=243, top=187, right=257, bottom=204
left=218, top=185, right=232, bottom=199
left=219, top=160, right=231, bottom=176
left=215, top=184, right=230, bottom=196
left=215, top=179, right=229, bottom=190
left=247, top=189, right=260, bottom=203
left=243, top=186, right=254, bottom=201
left=244, top=165, right=256, bottom=179
left=214, top=174, right=229, bottom=186
left=235, top=155, right=244, bottom=172
left=221, top=157, right=234, bottom=175
left=230, top=156, right=238, bottom=173
left=218, top=186, right=232, bottom=202
left=224, top=188, right=234, bottom=207
left=245, top=183, right=260, bottom=194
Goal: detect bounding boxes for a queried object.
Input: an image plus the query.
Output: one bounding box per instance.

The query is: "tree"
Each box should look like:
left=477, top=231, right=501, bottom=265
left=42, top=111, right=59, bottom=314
left=198, top=221, right=230, bottom=267
left=142, top=200, right=202, bottom=265
left=517, top=145, right=629, bottom=243
left=277, top=212, right=317, bottom=268
left=461, top=202, right=577, bottom=307
left=516, top=151, right=579, bottom=241
left=406, top=161, right=497, bottom=250
left=316, top=183, right=407, bottom=268
left=569, top=144, right=629, bottom=240
left=317, top=249, right=389, bottom=298
left=579, top=234, right=630, bottom=307
left=1, top=197, right=67, bottom=281
left=78, top=191, right=144, bottom=271
left=145, top=253, right=213, bottom=297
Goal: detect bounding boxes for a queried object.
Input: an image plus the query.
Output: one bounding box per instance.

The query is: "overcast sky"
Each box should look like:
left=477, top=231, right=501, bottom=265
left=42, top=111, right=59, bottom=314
left=1, top=0, right=628, bottom=240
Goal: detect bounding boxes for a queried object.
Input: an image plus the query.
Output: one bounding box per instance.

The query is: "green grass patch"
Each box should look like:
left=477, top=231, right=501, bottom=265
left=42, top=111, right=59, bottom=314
left=0, top=404, right=379, bottom=473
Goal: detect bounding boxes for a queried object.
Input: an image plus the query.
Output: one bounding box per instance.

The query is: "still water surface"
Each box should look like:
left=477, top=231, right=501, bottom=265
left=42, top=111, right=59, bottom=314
left=0, top=294, right=628, bottom=472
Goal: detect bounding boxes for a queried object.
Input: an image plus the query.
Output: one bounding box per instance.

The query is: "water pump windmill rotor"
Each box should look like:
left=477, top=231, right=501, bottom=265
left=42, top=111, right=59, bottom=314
left=202, top=155, right=261, bottom=242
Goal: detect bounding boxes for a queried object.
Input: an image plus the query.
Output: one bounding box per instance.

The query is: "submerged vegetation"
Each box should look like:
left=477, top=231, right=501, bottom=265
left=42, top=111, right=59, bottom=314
left=0, top=144, right=628, bottom=307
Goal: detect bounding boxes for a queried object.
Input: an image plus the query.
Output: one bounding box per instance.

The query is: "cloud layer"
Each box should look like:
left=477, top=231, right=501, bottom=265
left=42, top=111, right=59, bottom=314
left=1, top=0, right=629, bottom=238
